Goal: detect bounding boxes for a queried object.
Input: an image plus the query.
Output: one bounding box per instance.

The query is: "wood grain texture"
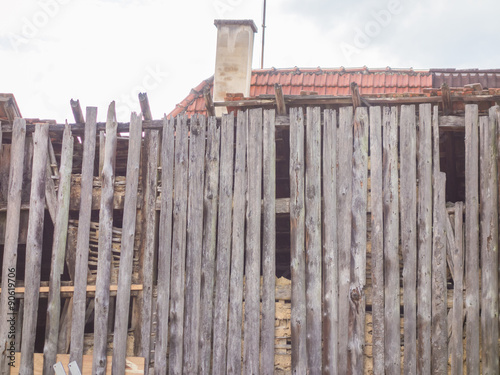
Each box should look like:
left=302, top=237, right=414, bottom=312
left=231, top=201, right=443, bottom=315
left=451, top=202, right=464, bottom=375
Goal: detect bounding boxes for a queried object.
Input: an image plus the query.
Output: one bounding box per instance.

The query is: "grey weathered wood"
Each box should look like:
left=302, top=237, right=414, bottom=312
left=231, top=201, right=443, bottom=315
left=70, top=107, right=98, bottom=369
left=226, top=111, right=247, bottom=375
left=337, top=106, right=353, bottom=374
left=480, top=108, right=499, bottom=374
left=369, top=106, right=384, bottom=375
left=92, top=102, right=118, bottom=375
left=400, top=105, right=417, bottom=375
left=260, top=109, right=276, bottom=375
left=168, top=114, right=190, bottom=375
left=199, top=116, right=220, bottom=375
left=111, top=112, right=143, bottom=375
left=19, top=123, right=49, bottom=374
left=211, top=113, right=235, bottom=375
left=304, top=107, right=322, bottom=374
left=289, top=107, right=307, bottom=374
left=43, top=124, right=74, bottom=375
left=431, top=172, right=447, bottom=375
left=451, top=202, right=464, bottom=375
left=349, top=107, right=368, bottom=374
left=244, top=108, right=263, bottom=375
left=322, top=109, right=338, bottom=375
left=0, top=118, right=26, bottom=374
left=183, top=115, right=206, bottom=373
left=464, top=104, right=479, bottom=375
left=417, top=103, right=432, bottom=375
left=57, top=297, right=73, bottom=353
left=99, top=131, right=105, bottom=175
left=383, top=106, right=400, bottom=375
left=70, top=99, right=85, bottom=124
left=44, top=154, right=58, bottom=224
left=154, top=116, right=175, bottom=375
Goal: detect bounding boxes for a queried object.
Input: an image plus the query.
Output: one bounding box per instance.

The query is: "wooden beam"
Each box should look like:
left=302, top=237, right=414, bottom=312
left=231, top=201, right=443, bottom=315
left=274, top=84, right=286, bottom=115
left=203, top=88, right=216, bottom=117
left=70, top=99, right=85, bottom=124
left=441, top=83, right=453, bottom=115
left=350, top=82, right=362, bottom=112
left=139, top=92, right=153, bottom=121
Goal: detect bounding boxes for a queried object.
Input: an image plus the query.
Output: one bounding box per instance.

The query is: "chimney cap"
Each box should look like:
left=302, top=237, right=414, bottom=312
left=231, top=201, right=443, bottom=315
left=214, top=19, right=257, bottom=33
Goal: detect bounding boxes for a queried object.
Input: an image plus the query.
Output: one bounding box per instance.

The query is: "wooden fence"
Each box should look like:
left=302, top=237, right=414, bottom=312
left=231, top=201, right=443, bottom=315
left=0, top=102, right=499, bottom=374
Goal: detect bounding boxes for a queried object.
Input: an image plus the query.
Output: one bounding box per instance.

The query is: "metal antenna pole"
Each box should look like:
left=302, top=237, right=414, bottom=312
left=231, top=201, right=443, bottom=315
left=261, top=0, right=267, bottom=69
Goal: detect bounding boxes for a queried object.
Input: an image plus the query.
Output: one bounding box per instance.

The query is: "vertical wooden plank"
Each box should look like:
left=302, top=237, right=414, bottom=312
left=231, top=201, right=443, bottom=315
left=322, top=109, right=338, bottom=375
left=244, top=108, right=263, bottom=374
left=168, top=114, right=189, bottom=375
left=0, top=118, right=26, bottom=373
left=383, top=106, right=400, bottom=375
left=199, top=116, right=221, bottom=375
left=111, top=112, right=143, bottom=375
left=349, top=107, right=368, bottom=374
left=369, top=106, right=384, bottom=375
left=260, top=109, right=276, bottom=375
left=19, top=123, right=49, bottom=374
left=211, top=114, right=235, bottom=375
left=480, top=108, right=499, bottom=374
left=154, top=116, right=175, bottom=375
left=226, top=111, right=247, bottom=375
left=92, top=102, right=118, bottom=375
left=417, top=103, right=432, bottom=375
left=289, top=107, right=307, bottom=374
left=400, top=105, right=417, bottom=375
left=305, top=107, right=322, bottom=374
left=183, top=115, right=206, bottom=373
left=451, top=202, right=464, bottom=375
left=464, top=104, right=479, bottom=375
left=43, top=124, right=74, bottom=375
left=70, top=107, right=98, bottom=369
left=337, top=106, right=353, bottom=374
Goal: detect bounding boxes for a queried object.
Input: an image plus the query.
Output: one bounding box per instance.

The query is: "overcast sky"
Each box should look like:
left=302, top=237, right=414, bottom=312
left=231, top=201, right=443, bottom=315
left=2, top=0, right=500, bottom=122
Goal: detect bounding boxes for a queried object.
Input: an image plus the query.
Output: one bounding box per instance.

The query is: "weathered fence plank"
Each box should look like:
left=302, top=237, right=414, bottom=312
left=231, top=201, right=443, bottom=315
left=154, top=116, right=175, bottom=375
left=19, top=123, right=50, bottom=374
left=383, top=107, right=400, bottom=375
left=322, top=109, right=338, bottom=375
left=43, top=124, right=74, bottom=375
left=70, top=107, right=98, bottom=369
left=92, top=102, right=118, bottom=375
left=337, top=106, right=353, bottom=374
left=199, top=116, right=220, bottom=375
left=417, top=103, right=432, bottom=375
left=451, top=202, right=464, bottom=375
left=111, top=112, right=143, bottom=375
left=480, top=108, right=499, bottom=374
left=464, top=104, right=480, bottom=375
left=212, top=113, right=235, bottom=374
left=369, top=106, right=384, bottom=375
left=183, top=115, right=206, bottom=373
left=0, top=118, right=26, bottom=374
left=168, top=114, right=189, bottom=375
left=289, top=107, right=307, bottom=374
left=400, top=105, right=417, bottom=375
left=349, top=107, right=368, bottom=374
left=227, top=111, right=247, bottom=375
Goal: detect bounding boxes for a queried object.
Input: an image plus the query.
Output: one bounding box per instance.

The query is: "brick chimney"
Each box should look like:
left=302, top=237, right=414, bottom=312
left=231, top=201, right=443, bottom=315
left=213, top=19, right=257, bottom=116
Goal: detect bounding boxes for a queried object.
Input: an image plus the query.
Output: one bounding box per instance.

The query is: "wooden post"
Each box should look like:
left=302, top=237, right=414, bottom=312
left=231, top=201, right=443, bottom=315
left=198, top=116, right=220, bottom=375
left=70, top=107, right=98, bottom=369
left=92, top=102, right=118, bottom=375
left=417, top=104, right=433, bottom=375
left=154, top=116, right=175, bottom=375
left=274, top=84, right=286, bottom=115
left=322, top=109, right=338, bottom=375
left=183, top=115, right=206, bottom=373
left=111, top=112, right=143, bottom=375
left=211, top=114, right=235, bottom=374
left=260, top=109, right=276, bottom=375
left=479, top=108, right=499, bottom=374
left=383, top=107, right=400, bottom=375
left=369, top=106, right=384, bottom=375
left=203, top=89, right=216, bottom=117
left=43, top=124, right=74, bottom=375
left=289, top=107, right=307, bottom=374
left=226, top=111, right=247, bottom=375
left=168, top=114, right=189, bottom=375
left=305, top=107, right=322, bottom=374
left=0, top=118, right=26, bottom=374
left=70, top=99, right=86, bottom=124
left=19, top=123, right=50, bottom=374
left=464, top=104, right=479, bottom=375
left=451, top=202, right=464, bottom=375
